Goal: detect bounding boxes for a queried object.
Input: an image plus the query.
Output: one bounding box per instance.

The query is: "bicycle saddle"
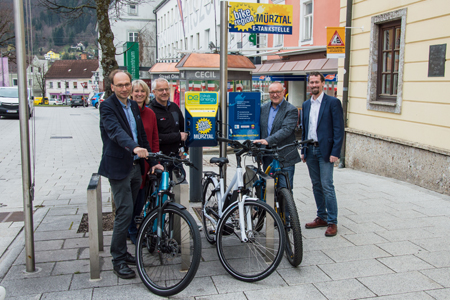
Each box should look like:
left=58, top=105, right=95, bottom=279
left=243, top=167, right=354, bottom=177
left=210, top=157, right=229, bottom=166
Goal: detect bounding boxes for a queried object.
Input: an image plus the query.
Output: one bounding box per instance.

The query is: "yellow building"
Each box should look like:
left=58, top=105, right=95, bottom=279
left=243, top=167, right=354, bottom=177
left=338, top=0, right=450, bottom=194
left=44, top=51, right=61, bottom=60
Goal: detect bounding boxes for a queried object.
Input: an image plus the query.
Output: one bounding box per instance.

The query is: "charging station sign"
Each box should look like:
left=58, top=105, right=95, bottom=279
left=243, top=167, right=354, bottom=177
left=228, top=92, right=261, bottom=141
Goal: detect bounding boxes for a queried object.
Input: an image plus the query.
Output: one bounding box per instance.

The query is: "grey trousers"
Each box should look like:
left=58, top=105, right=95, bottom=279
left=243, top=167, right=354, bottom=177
left=109, top=164, right=142, bottom=266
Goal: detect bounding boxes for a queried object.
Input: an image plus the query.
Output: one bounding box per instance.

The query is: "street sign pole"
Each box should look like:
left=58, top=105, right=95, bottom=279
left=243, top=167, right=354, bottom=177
left=219, top=0, right=228, bottom=182
left=13, top=0, right=35, bottom=272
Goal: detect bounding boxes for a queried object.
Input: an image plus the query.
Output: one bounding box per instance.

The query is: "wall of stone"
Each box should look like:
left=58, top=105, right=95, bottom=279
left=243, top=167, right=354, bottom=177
left=345, top=130, right=450, bottom=195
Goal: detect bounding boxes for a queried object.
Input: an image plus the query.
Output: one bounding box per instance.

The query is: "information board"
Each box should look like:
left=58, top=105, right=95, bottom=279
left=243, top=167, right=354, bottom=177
left=228, top=92, right=261, bottom=141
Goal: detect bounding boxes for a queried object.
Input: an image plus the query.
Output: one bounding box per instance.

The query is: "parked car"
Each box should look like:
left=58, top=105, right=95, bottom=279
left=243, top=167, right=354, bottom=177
left=70, top=95, right=85, bottom=108
left=49, top=98, right=63, bottom=105
left=0, top=87, right=33, bottom=118
left=98, top=92, right=106, bottom=108
left=90, top=92, right=103, bottom=109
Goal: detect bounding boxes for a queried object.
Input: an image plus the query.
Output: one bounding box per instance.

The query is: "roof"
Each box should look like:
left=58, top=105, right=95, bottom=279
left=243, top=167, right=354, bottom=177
left=45, top=59, right=98, bottom=79
left=149, top=62, right=179, bottom=73
left=252, top=58, right=338, bottom=74
left=175, top=53, right=255, bottom=70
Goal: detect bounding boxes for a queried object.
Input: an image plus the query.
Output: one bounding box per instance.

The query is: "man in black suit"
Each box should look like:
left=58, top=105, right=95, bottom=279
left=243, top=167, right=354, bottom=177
left=301, top=72, right=344, bottom=237
left=98, top=70, right=162, bottom=279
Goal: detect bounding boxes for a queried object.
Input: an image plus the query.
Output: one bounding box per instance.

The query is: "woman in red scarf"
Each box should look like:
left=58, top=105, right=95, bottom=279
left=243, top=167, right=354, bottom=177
left=128, top=80, right=159, bottom=244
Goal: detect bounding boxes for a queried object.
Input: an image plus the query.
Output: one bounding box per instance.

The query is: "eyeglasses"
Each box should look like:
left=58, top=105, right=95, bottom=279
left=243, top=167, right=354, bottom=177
left=269, top=90, right=283, bottom=95
left=154, top=88, right=170, bottom=92
left=113, top=83, right=131, bottom=89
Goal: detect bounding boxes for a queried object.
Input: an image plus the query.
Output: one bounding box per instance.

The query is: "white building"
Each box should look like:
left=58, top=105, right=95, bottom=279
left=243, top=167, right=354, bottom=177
left=155, top=0, right=265, bottom=63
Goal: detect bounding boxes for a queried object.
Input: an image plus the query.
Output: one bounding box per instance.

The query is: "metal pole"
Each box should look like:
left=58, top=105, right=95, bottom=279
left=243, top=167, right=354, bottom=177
left=339, top=0, right=353, bottom=169
left=219, top=0, right=228, bottom=181
left=13, top=0, right=35, bottom=272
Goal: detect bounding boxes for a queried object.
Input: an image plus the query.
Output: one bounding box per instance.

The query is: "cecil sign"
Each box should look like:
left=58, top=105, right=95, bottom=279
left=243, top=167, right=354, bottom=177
left=229, top=2, right=293, bottom=35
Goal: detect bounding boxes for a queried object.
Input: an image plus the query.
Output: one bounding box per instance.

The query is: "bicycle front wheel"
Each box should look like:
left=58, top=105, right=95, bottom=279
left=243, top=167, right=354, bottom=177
left=216, top=200, right=285, bottom=282
left=202, top=177, right=219, bottom=244
left=136, top=205, right=202, bottom=296
left=278, top=188, right=303, bottom=267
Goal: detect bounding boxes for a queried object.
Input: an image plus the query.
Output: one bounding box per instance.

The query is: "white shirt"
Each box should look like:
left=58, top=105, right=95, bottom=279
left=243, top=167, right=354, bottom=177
left=308, top=92, right=324, bottom=142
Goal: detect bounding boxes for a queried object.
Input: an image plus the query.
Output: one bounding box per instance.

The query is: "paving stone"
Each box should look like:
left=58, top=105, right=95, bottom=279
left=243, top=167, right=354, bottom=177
left=41, top=288, right=93, bottom=300
left=92, top=283, right=165, bottom=299
left=7, top=294, right=42, bottom=300
left=46, top=208, right=80, bottom=216
left=0, top=274, right=72, bottom=296
left=70, top=271, right=118, bottom=290
left=195, top=260, right=230, bottom=277
left=34, top=230, right=85, bottom=241
left=302, top=236, right=354, bottom=252
left=425, top=288, right=450, bottom=299
left=79, top=247, right=111, bottom=260
left=341, top=221, right=386, bottom=234
left=314, top=278, right=376, bottom=299
left=343, top=232, right=389, bottom=246
left=421, top=267, right=450, bottom=288
left=211, top=272, right=287, bottom=294
left=196, top=291, right=247, bottom=300
left=245, top=284, right=327, bottom=300
left=318, top=259, right=394, bottom=280
left=277, top=265, right=331, bottom=285
left=358, top=271, right=443, bottom=296
left=416, top=251, right=450, bottom=268
left=377, top=255, right=434, bottom=272
left=14, top=249, right=79, bottom=265
left=35, top=240, right=64, bottom=251
left=376, top=241, right=427, bottom=256
left=322, top=245, right=391, bottom=263
left=4, top=262, right=55, bottom=280
left=411, top=237, right=450, bottom=252
left=168, top=276, right=218, bottom=298
left=365, top=291, right=435, bottom=299
left=64, top=238, right=89, bottom=249
left=52, top=259, right=90, bottom=275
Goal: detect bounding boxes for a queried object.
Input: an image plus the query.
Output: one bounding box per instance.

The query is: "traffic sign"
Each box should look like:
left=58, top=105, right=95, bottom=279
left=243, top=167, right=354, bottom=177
left=327, top=27, right=345, bottom=58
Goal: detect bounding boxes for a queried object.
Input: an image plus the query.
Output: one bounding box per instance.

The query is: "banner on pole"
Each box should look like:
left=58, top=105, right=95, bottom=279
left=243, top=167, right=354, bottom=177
left=327, top=27, right=345, bottom=58
left=229, top=2, right=293, bottom=35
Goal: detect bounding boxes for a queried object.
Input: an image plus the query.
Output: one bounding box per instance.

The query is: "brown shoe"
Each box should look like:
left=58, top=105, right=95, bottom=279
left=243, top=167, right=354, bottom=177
left=305, top=217, right=327, bottom=229
left=325, top=224, right=337, bottom=237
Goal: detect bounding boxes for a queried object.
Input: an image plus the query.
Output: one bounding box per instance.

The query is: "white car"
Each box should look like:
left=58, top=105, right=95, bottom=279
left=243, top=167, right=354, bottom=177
left=49, top=98, right=63, bottom=105
left=0, top=87, right=33, bottom=118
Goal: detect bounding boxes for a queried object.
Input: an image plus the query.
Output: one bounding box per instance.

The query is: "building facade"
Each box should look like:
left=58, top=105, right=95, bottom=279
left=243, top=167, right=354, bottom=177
left=45, top=59, right=98, bottom=103
left=339, top=0, right=450, bottom=194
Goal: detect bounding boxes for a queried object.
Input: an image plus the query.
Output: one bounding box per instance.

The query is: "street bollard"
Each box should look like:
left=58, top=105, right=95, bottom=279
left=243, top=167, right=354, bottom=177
left=87, top=173, right=104, bottom=280
left=173, top=177, right=190, bottom=270
left=0, top=286, right=5, bottom=300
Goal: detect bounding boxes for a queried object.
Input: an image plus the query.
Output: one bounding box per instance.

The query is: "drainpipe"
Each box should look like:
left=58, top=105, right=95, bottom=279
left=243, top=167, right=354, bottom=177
left=339, top=0, right=353, bottom=168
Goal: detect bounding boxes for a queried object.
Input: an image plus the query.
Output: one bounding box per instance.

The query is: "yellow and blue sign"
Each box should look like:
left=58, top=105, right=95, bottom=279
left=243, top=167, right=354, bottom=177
left=229, top=2, right=293, bottom=35
left=228, top=92, right=261, bottom=141
left=185, top=92, right=219, bottom=147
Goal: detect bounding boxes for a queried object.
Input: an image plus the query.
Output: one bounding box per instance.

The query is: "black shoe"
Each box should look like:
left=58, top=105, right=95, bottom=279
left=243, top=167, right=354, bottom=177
left=113, top=263, right=136, bottom=279
left=125, top=252, right=136, bottom=265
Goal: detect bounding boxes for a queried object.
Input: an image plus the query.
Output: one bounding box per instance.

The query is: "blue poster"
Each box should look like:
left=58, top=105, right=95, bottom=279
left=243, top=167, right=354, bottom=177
left=228, top=92, right=261, bottom=141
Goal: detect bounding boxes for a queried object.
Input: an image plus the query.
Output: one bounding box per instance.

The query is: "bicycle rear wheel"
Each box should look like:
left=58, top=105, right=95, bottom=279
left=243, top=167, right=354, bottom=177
left=216, top=200, right=285, bottom=282
left=278, top=188, right=303, bottom=267
left=136, top=205, right=201, bottom=296
left=202, top=177, right=219, bottom=244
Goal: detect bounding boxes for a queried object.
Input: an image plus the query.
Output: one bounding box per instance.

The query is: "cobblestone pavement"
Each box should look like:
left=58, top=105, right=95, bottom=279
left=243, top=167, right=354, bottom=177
left=0, top=106, right=449, bottom=299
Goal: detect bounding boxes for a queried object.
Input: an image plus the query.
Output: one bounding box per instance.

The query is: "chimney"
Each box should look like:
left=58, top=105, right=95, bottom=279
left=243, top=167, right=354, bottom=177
left=81, top=53, right=87, bottom=60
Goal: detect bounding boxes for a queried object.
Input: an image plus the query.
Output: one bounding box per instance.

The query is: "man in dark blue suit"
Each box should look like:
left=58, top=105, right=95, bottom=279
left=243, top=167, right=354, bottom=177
left=98, top=70, right=162, bottom=278
left=301, top=72, right=344, bottom=237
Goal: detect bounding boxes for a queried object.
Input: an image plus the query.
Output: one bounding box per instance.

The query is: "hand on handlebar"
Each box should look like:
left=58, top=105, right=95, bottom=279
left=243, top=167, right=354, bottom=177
left=253, top=139, right=268, bottom=146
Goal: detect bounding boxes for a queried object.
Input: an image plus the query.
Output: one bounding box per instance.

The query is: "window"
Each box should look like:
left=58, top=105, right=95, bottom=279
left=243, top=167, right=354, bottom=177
left=367, top=8, right=406, bottom=114
left=205, top=29, right=210, bottom=50
left=73, top=82, right=77, bottom=89
left=65, top=82, right=69, bottom=89
left=378, top=21, right=401, bottom=99
left=129, top=4, right=137, bottom=16
left=302, top=1, right=313, bottom=42
left=29, top=79, right=32, bottom=86
left=274, top=34, right=284, bottom=47
left=128, top=32, right=139, bottom=42
left=13, top=79, right=18, bottom=86
left=49, top=82, right=53, bottom=88
left=196, top=32, right=200, bottom=50
left=30, top=67, right=33, bottom=72
left=57, top=82, right=61, bottom=89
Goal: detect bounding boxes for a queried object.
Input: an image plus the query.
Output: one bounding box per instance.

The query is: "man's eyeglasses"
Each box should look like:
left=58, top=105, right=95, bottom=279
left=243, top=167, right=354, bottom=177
left=113, top=83, right=131, bottom=89
left=269, top=91, right=283, bottom=95
left=154, top=88, right=170, bottom=92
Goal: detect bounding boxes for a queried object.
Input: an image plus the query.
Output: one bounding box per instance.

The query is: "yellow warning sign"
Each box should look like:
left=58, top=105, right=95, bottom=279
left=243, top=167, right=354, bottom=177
left=327, top=27, right=345, bottom=58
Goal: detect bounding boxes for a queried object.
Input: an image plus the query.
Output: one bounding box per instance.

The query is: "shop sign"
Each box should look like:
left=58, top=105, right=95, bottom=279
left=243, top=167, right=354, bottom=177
left=326, top=27, right=345, bottom=59
left=151, top=73, right=180, bottom=80
left=182, top=70, right=220, bottom=80
left=228, top=92, right=261, bottom=141
left=229, top=2, right=293, bottom=35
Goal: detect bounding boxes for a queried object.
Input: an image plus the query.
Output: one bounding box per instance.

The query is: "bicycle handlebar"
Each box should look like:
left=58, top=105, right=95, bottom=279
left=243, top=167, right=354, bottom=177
left=147, top=152, right=197, bottom=170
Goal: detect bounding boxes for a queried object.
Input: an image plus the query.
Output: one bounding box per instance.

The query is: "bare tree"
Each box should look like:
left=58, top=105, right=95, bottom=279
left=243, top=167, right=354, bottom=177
left=33, top=60, right=48, bottom=97
left=38, top=0, right=147, bottom=97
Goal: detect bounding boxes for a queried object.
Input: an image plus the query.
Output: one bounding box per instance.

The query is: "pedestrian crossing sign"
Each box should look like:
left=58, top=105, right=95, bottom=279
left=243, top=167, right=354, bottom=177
left=327, top=27, right=345, bottom=58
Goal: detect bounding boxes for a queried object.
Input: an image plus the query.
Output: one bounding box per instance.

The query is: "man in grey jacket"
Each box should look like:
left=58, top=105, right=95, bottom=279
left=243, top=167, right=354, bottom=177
left=253, top=82, right=300, bottom=190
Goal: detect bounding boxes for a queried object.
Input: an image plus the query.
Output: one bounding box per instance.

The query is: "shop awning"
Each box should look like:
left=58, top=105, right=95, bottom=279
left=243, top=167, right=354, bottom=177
left=176, top=53, right=255, bottom=71
left=149, top=63, right=179, bottom=73
left=252, top=58, right=338, bottom=75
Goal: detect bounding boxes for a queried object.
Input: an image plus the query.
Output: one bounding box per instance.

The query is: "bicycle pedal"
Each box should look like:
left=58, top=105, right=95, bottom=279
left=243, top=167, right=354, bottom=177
left=134, top=216, right=144, bottom=224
